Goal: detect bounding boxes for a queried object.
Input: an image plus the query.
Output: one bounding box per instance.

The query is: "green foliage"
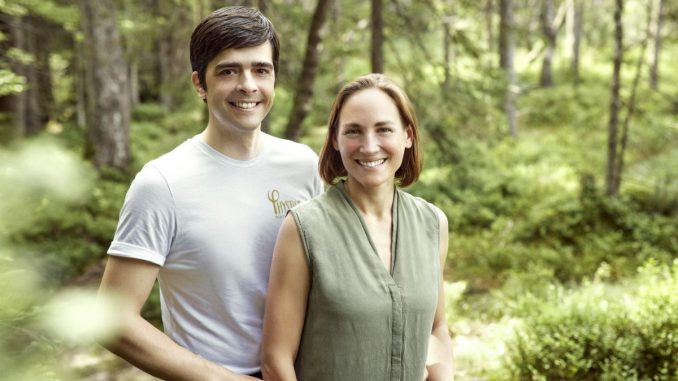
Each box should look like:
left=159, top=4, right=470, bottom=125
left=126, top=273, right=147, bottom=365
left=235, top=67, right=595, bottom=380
left=0, top=67, right=25, bottom=96
left=409, top=75, right=678, bottom=294
left=501, top=260, right=678, bottom=381
left=0, top=139, right=105, bottom=380
left=1, top=0, right=79, bottom=31
left=11, top=178, right=128, bottom=285
left=130, top=102, right=204, bottom=169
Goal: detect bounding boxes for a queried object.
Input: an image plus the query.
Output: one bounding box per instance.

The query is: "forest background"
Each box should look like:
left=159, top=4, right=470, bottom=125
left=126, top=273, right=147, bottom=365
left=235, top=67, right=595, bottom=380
left=1, top=0, right=677, bottom=380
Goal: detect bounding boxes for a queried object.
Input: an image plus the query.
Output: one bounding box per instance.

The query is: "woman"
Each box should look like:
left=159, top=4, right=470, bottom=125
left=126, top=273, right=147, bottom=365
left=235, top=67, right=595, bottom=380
left=261, top=74, right=454, bottom=381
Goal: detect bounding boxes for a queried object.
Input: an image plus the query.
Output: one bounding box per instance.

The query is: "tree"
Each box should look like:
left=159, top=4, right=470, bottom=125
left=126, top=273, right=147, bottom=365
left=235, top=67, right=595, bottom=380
left=485, top=0, right=495, bottom=68
left=283, top=0, right=331, bottom=141
left=0, top=14, right=54, bottom=138
left=605, top=0, right=623, bottom=197
left=371, top=0, right=384, bottom=73
left=154, top=0, right=192, bottom=110
left=649, top=0, right=664, bottom=90
left=539, top=0, right=556, bottom=87
left=567, top=0, right=584, bottom=86
left=80, top=0, right=131, bottom=171
left=608, top=0, right=653, bottom=199
left=499, top=0, right=518, bottom=137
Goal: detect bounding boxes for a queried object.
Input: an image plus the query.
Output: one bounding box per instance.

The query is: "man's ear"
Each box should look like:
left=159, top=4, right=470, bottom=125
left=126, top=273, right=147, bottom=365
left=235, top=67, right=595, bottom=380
left=191, top=71, right=206, bottom=100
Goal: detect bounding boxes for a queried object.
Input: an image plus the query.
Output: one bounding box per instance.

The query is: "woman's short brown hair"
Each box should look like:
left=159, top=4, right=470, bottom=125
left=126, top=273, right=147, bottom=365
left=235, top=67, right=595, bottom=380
left=318, top=73, right=422, bottom=187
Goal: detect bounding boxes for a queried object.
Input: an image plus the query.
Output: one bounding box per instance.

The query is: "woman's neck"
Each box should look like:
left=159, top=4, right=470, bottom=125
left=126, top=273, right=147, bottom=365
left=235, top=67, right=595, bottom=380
left=343, top=180, right=395, bottom=219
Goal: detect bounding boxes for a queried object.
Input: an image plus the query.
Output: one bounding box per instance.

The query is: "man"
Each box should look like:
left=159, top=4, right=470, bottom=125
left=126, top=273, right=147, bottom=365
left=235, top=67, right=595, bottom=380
left=98, top=7, right=322, bottom=380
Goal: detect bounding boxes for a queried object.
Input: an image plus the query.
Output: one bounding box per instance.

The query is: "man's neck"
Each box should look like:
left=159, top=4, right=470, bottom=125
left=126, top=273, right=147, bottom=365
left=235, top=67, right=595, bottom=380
left=202, top=124, right=263, bottom=161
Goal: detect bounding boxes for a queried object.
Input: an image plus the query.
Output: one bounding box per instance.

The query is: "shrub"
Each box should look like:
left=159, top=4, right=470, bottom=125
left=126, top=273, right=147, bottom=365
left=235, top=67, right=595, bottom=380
left=502, top=260, right=678, bottom=381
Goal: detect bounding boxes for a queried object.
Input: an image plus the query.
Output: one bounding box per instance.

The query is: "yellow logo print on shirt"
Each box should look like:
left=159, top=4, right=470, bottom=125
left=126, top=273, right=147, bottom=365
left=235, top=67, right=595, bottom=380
left=268, top=189, right=301, bottom=218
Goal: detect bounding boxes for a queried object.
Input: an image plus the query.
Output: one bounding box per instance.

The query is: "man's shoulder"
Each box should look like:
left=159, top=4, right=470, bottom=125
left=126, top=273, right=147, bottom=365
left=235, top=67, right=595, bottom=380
left=142, top=136, right=200, bottom=174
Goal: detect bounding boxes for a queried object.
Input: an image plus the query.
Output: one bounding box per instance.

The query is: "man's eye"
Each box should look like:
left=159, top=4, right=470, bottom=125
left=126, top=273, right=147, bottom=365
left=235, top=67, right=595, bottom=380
left=219, top=69, right=236, bottom=75
left=256, top=68, right=271, bottom=75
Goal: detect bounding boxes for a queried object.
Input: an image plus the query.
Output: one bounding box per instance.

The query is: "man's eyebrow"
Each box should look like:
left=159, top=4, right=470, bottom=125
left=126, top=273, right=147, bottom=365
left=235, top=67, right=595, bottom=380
left=213, top=62, right=273, bottom=71
left=252, top=62, right=274, bottom=69
left=213, top=62, right=241, bottom=71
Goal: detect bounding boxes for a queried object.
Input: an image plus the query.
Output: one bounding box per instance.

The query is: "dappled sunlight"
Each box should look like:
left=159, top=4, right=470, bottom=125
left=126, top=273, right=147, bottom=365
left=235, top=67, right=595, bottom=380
left=452, top=317, right=520, bottom=380
left=0, top=138, right=95, bottom=235
left=42, top=288, right=124, bottom=344
left=0, top=138, right=99, bottom=380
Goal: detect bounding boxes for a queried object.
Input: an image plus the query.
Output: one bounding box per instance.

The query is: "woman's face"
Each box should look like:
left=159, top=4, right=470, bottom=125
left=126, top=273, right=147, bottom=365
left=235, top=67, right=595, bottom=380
left=333, top=88, right=412, bottom=191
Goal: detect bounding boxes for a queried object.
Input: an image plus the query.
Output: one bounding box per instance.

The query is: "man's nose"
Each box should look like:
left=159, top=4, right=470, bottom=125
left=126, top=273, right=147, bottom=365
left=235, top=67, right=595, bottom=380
left=237, top=71, right=258, bottom=93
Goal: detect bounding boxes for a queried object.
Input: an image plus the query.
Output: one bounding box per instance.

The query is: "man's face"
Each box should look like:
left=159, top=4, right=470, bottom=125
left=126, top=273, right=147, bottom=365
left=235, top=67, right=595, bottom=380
left=193, top=42, right=275, bottom=134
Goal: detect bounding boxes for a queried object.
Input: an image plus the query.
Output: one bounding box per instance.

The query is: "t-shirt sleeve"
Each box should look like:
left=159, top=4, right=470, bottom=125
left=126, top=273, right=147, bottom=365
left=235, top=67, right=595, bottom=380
left=312, top=164, right=324, bottom=197
left=307, top=147, right=324, bottom=197
left=107, top=164, right=176, bottom=266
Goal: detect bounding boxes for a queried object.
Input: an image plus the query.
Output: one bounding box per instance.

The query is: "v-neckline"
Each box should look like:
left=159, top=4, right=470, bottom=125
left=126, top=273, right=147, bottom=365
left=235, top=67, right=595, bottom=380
left=336, top=182, right=399, bottom=279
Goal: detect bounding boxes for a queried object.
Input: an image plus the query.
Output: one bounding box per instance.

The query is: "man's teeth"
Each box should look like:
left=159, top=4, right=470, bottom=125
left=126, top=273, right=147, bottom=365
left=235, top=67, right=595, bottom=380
left=233, top=102, right=257, bottom=109
left=358, top=159, right=386, bottom=167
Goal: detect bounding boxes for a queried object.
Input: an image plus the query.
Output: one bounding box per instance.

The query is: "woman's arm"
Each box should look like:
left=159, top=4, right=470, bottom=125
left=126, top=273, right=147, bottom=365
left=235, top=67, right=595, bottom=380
left=261, top=214, right=311, bottom=381
left=426, top=209, right=455, bottom=381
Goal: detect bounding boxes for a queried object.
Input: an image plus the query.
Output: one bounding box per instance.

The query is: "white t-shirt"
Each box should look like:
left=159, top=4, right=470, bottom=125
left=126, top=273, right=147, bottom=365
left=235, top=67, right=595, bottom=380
left=108, top=133, right=322, bottom=374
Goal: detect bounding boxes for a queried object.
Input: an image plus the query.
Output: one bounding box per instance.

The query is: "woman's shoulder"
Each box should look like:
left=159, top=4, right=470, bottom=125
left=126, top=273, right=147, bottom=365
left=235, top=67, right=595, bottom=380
left=397, top=188, right=438, bottom=212
left=291, top=185, right=343, bottom=215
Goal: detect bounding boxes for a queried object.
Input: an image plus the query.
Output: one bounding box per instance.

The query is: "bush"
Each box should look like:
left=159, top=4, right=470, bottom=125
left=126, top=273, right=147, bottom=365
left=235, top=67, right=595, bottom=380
left=502, top=260, right=678, bottom=381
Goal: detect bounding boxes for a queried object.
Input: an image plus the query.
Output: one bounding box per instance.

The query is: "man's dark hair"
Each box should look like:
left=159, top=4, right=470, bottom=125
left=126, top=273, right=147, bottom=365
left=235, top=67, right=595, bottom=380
left=190, top=6, right=280, bottom=90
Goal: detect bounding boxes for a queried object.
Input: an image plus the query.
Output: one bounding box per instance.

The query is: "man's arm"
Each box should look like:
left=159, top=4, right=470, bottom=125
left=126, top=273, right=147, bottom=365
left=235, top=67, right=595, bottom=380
left=98, top=256, right=259, bottom=381
left=425, top=209, right=455, bottom=381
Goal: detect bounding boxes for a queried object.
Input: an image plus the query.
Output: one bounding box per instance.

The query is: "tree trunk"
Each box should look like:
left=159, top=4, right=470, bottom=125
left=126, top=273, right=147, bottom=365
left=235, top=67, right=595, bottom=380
left=0, top=15, right=25, bottom=141
left=540, top=0, right=556, bottom=87
left=3, top=15, right=53, bottom=137
left=283, top=0, right=331, bottom=141
left=257, top=0, right=268, bottom=14
left=498, top=0, right=510, bottom=69
left=371, top=0, right=384, bottom=73
left=443, top=20, right=452, bottom=91
left=649, top=0, right=664, bottom=90
left=605, top=0, right=623, bottom=197
left=156, top=1, right=191, bottom=110
left=485, top=0, right=495, bottom=68
left=74, top=39, right=87, bottom=130
left=129, top=61, right=140, bottom=108
left=31, top=15, right=55, bottom=135
left=499, top=0, right=517, bottom=137
left=0, top=18, right=17, bottom=141
left=569, top=0, right=584, bottom=86
left=80, top=0, right=131, bottom=171
left=614, top=0, right=652, bottom=193
left=332, top=0, right=346, bottom=93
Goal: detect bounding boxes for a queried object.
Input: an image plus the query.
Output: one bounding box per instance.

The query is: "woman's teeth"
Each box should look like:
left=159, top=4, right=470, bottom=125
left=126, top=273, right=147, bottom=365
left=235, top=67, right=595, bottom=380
left=358, top=159, right=386, bottom=167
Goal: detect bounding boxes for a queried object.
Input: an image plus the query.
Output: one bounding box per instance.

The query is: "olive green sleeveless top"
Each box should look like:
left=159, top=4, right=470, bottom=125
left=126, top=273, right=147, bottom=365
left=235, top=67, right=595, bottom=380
left=289, top=182, right=440, bottom=381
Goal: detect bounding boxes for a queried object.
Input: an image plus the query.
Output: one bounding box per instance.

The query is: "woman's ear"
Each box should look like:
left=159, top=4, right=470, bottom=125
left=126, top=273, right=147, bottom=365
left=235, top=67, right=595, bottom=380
left=405, top=125, right=414, bottom=149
